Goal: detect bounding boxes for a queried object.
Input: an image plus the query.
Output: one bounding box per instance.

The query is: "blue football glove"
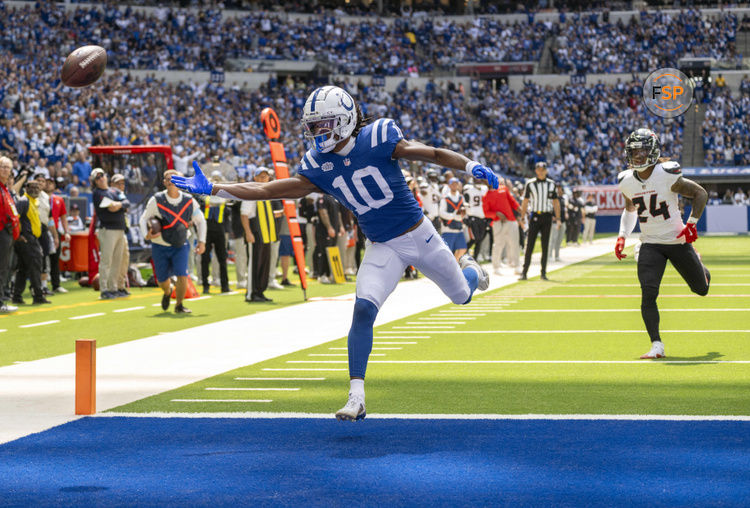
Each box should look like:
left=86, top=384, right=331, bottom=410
left=170, top=161, right=213, bottom=195
left=468, top=161, right=499, bottom=189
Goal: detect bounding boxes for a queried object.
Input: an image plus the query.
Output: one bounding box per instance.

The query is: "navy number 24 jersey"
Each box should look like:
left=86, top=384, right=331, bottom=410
left=298, top=118, right=424, bottom=242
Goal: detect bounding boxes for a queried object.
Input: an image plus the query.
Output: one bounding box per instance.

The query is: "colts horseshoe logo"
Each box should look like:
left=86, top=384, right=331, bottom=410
left=340, top=92, right=354, bottom=111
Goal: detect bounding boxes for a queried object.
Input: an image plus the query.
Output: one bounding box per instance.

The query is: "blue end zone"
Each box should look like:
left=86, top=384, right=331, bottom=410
left=1, top=418, right=748, bottom=507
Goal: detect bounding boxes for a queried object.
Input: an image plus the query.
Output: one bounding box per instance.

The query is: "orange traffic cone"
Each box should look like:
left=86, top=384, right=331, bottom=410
left=171, top=277, right=201, bottom=300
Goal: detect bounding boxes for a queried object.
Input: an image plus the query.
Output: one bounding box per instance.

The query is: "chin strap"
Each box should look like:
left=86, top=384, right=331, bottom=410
left=619, top=209, right=638, bottom=238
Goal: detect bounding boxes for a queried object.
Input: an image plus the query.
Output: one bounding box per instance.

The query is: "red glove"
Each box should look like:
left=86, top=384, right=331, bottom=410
left=677, top=222, right=698, bottom=243
left=614, top=237, right=626, bottom=260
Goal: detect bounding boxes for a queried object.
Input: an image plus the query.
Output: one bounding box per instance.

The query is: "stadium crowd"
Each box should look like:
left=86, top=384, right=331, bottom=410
left=701, top=76, right=750, bottom=167
left=3, top=2, right=745, bottom=76
left=551, top=10, right=743, bottom=74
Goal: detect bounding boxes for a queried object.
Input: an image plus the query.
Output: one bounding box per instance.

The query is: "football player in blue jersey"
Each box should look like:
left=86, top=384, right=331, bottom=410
left=171, top=85, right=500, bottom=421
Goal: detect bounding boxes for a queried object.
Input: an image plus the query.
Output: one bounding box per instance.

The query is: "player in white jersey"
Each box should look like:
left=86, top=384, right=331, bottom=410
left=615, top=129, right=710, bottom=359
left=463, top=178, right=489, bottom=259
left=170, top=86, right=500, bottom=421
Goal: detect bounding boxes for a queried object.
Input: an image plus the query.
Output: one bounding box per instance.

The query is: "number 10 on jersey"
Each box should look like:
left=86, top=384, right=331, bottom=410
left=331, top=165, right=394, bottom=215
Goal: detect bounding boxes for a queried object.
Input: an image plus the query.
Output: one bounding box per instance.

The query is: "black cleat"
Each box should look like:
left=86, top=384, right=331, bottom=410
left=161, top=292, right=171, bottom=311
left=174, top=304, right=191, bottom=314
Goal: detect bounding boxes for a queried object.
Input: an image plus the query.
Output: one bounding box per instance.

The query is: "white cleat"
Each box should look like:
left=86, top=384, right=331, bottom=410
left=335, top=393, right=366, bottom=421
left=459, top=254, right=489, bottom=291
left=640, top=341, right=665, bottom=359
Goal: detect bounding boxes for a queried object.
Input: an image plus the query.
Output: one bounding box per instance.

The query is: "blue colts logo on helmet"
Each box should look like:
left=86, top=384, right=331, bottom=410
left=340, top=92, right=354, bottom=111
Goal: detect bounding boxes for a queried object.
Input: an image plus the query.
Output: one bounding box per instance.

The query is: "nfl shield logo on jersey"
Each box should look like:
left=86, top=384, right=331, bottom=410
left=343, top=158, right=351, bottom=166
left=322, top=162, right=334, bottom=172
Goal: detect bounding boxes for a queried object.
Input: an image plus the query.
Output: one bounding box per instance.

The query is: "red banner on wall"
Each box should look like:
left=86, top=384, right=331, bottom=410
left=575, top=186, right=625, bottom=216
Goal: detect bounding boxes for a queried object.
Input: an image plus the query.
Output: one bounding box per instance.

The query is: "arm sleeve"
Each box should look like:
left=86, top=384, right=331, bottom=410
left=191, top=198, right=207, bottom=243
left=618, top=208, right=638, bottom=238
left=524, top=182, right=531, bottom=199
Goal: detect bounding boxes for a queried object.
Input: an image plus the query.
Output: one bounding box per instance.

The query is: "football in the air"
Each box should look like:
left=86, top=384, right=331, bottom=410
left=148, top=218, right=162, bottom=236
left=61, top=45, right=107, bottom=88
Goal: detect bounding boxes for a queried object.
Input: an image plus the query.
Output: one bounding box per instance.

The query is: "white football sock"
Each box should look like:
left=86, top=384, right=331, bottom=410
left=350, top=378, right=365, bottom=398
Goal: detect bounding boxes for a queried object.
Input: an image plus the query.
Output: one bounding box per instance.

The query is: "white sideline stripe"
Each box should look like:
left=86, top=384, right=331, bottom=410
left=188, top=296, right=212, bottom=301
left=0, top=329, right=6, bottom=333
left=374, top=342, right=417, bottom=344
left=113, top=306, right=145, bottom=313
left=422, top=316, right=477, bottom=320
left=97, top=412, right=750, bottom=421
left=170, top=399, right=273, bottom=403
left=262, top=368, right=347, bottom=371
left=19, top=320, right=60, bottom=328
left=69, top=313, right=107, bottom=320
left=287, top=360, right=750, bottom=365
left=219, top=291, right=242, bottom=296
left=407, top=321, right=465, bottom=325
left=234, top=377, right=325, bottom=381
left=205, top=387, right=299, bottom=391
left=370, top=329, right=750, bottom=334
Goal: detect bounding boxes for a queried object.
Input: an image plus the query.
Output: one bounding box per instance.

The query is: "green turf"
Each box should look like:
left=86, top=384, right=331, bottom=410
left=0, top=266, right=357, bottom=367
left=112, top=236, right=750, bottom=416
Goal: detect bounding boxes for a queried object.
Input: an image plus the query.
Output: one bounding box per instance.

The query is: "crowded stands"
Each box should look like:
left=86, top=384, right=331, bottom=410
left=2, top=2, right=745, bottom=76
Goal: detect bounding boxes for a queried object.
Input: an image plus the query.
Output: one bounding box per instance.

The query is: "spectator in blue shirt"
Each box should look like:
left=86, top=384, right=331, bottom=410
left=72, top=152, right=92, bottom=187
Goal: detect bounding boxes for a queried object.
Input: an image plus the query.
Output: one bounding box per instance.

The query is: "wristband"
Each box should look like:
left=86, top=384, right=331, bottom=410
left=465, top=160, right=480, bottom=173
left=687, top=216, right=699, bottom=225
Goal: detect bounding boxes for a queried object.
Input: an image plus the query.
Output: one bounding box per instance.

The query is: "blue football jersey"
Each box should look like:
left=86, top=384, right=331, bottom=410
left=298, top=118, right=424, bottom=242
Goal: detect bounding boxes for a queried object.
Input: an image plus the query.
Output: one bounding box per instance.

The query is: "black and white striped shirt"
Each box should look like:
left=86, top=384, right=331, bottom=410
left=524, top=178, right=558, bottom=214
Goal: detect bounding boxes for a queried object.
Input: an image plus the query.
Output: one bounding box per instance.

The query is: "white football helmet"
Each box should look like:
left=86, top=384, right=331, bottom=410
left=302, top=86, right=357, bottom=153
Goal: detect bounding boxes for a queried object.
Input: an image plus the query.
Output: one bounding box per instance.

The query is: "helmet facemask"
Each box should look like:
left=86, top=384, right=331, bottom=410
left=303, top=117, right=340, bottom=153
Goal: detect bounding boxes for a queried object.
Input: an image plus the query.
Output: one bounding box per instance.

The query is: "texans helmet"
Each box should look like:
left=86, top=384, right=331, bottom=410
left=301, top=86, right=357, bottom=153
left=625, top=128, right=661, bottom=172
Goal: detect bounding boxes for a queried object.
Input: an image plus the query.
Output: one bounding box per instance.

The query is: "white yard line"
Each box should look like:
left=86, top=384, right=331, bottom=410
left=205, top=387, right=299, bottom=391
left=234, top=377, right=325, bottom=381
left=374, top=342, right=418, bottom=344
left=98, top=412, right=750, bottom=421
left=307, top=353, right=385, bottom=357
left=374, top=335, right=431, bottom=338
left=392, top=325, right=455, bottom=329
left=406, top=321, right=465, bottom=325
left=262, top=368, right=348, bottom=372
left=170, top=399, right=272, bottom=403
left=69, top=313, right=106, bottom=320
left=19, top=320, right=60, bottom=329
left=113, top=306, right=145, bottom=313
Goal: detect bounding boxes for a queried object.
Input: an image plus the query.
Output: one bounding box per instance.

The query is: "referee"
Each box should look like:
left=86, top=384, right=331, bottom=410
left=519, top=162, right=561, bottom=281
